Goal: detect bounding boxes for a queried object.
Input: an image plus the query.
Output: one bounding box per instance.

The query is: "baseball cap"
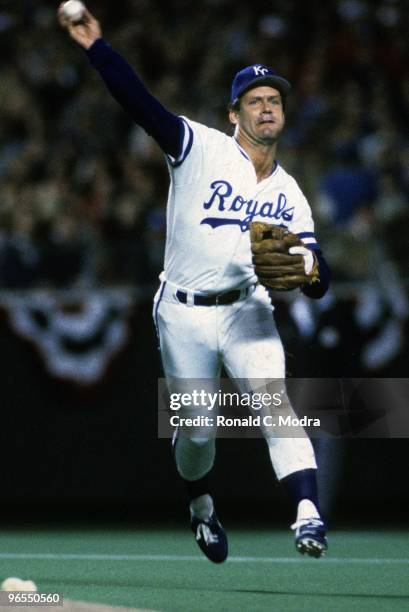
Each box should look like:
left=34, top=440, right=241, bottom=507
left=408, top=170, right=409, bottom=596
left=230, top=64, right=291, bottom=105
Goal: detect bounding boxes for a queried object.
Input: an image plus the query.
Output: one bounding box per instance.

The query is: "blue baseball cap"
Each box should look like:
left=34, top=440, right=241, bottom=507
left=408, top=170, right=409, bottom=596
left=230, top=64, right=291, bottom=105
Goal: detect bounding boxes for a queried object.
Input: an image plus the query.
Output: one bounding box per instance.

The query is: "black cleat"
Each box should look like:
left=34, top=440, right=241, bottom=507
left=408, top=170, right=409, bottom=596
left=292, top=518, right=328, bottom=558
left=191, top=512, right=228, bottom=563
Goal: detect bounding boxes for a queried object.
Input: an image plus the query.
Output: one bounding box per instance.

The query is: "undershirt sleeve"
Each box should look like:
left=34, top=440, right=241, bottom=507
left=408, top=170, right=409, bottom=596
left=301, top=248, right=331, bottom=299
left=86, top=38, right=186, bottom=160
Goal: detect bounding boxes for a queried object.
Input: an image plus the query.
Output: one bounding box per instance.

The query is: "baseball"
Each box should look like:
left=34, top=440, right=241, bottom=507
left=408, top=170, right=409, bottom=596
left=61, top=0, right=86, bottom=22
left=1, top=577, right=37, bottom=591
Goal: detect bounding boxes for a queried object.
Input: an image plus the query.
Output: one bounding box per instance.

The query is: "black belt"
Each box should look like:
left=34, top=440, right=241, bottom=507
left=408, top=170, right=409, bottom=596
left=176, top=287, right=252, bottom=306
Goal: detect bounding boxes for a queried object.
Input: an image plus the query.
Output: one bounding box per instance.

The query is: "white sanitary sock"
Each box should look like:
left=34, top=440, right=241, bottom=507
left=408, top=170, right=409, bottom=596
left=190, top=494, right=214, bottom=520
left=296, top=498, right=320, bottom=522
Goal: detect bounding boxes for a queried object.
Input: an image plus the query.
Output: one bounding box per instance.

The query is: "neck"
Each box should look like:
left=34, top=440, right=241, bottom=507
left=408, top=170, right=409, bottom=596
left=235, top=132, right=278, bottom=182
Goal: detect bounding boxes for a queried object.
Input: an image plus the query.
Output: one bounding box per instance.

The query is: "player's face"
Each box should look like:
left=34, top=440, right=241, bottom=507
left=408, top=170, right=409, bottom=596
left=230, top=86, right=285, bottom=145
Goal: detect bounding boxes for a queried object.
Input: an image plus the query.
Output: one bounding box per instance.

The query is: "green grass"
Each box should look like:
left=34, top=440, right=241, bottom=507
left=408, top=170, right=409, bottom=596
left=0, top=527, right=408, bottom=611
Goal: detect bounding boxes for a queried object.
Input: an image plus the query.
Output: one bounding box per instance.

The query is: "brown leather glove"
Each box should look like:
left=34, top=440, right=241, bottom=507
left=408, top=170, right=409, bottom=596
left=250, top=222, right=319, bottom=291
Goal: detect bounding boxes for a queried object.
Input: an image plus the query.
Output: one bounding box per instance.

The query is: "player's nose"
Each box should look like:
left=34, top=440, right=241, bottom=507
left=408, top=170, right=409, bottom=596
left=260, top=101, right=273, bottom=113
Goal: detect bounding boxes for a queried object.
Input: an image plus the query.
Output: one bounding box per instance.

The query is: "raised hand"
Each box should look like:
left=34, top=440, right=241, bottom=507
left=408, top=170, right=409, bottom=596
left=58, top=3, right=102, bottom=50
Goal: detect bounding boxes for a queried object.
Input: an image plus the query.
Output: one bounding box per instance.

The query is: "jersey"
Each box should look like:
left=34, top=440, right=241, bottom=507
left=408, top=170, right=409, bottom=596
left=163, top=118, right=318, bottom=293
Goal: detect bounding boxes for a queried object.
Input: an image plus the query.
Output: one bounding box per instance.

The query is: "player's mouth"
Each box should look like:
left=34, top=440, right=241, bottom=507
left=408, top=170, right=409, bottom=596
left=258, top=119, right=276, bottom=125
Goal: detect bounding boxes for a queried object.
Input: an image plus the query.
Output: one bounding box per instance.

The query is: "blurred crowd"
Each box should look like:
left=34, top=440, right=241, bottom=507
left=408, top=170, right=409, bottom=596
left=0, top=0, right=408, bottom=291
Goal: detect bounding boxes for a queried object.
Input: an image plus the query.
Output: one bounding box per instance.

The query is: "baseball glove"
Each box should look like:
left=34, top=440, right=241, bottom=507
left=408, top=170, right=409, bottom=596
left=250, top=222, right=319, bottom=291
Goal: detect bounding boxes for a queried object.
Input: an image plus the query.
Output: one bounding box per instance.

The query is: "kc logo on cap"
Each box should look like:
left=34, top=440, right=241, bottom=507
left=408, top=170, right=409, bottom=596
left=230, top=64, right=291, bottom=104
left=253, top=65, right=269, bottom=76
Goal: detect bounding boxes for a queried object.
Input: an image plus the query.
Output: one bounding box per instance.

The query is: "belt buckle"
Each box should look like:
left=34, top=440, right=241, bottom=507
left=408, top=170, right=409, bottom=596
left=186, top=290, right=195, bottom=307
left=215, top=294, right=220, bottom=306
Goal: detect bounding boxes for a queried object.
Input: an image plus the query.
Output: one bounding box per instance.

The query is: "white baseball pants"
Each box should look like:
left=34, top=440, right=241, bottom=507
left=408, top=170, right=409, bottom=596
left=154, top=281, right=316, bottom=480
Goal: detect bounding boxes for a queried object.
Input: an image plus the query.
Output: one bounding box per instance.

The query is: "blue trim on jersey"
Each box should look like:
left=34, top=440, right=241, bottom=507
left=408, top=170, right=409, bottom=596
left=297, top=231, right=315, bottom=239
left=169, top=122, right=194, bottom=168
left=232, top=138, right=279, bottom=179
left=232, top=137, right=251, bottom=160
left=201, top=218, right=248, bottom=231
left=268, top=160, right=279, bottom=177
left=153, top=281, right=166, bottom=345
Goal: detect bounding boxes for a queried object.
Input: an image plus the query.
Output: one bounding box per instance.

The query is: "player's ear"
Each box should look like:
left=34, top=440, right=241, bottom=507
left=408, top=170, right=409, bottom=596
left=228, top=108, right=238, bottom=126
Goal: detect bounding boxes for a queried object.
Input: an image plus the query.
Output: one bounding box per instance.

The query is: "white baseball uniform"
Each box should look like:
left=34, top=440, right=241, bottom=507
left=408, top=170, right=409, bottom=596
left=153, top=118, right=318, bottom=479
left=87, top=41, right=324, bottom=480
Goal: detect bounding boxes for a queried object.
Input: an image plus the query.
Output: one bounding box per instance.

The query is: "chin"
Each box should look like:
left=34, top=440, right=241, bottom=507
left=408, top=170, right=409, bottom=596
left=258, top=127, right=280, bottom=142
left=259, top=133, right=277, bottom=144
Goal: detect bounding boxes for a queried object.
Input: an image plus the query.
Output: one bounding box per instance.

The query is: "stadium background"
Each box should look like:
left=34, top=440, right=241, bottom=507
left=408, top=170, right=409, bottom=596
left=0, top=0, right=408, bottom=526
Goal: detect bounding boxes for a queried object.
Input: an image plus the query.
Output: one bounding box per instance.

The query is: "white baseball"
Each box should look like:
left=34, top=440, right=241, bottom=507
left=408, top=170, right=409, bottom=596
left=61, top=0, right=86, bottom=22
left=1, top=577, right=37, bottom=591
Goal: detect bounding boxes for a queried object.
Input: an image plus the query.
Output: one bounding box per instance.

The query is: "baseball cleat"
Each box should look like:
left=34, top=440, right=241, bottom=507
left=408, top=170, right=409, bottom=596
left=291, top=518, right=328, bottom=558
left=191, top=512, right=228, bottom=563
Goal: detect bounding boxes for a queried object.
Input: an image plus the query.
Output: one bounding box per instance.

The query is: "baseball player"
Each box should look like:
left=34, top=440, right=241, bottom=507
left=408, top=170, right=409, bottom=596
left=60, top=6, right=330, bottom=563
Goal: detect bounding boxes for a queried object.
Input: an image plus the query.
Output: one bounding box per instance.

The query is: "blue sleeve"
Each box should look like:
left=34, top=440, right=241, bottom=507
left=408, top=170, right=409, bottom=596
left=86, top=39, right=185, bottom=160
left=301, top=248, right=331, bottom=299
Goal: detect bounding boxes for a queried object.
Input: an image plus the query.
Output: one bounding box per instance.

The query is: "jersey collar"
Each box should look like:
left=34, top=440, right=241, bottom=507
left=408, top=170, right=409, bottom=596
left=232, top=136, right=251, bottom=161
left=232, top=137, right=279, bottom=178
